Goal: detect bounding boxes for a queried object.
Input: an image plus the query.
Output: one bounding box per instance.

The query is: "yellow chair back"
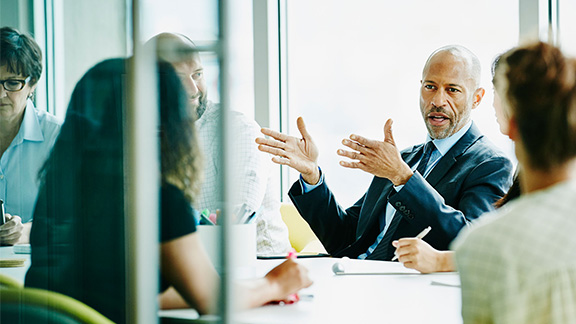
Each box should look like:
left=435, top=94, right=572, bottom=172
left=280, top=203, right=326, bottom=253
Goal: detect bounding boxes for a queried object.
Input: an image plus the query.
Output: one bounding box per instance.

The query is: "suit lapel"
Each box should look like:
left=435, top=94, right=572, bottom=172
left=356, top=145, right=424, bottom=235
left=426, top=123, right=483, bottom=187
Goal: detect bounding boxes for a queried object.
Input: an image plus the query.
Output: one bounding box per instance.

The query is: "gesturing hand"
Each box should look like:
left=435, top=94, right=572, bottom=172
left=337, top=119, right=413, bottom=186
left=256, top=117, right=320, bottom=185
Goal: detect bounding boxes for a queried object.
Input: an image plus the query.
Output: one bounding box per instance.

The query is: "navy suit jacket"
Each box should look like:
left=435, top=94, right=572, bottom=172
left=289, top=123, right=513, bottom=260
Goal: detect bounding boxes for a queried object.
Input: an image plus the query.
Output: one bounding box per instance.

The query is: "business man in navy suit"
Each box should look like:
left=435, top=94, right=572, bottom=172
left=256, top=45, right=513, bottom=261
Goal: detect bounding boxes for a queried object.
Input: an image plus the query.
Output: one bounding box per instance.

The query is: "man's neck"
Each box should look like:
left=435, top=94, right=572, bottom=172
left=520, top=160, right=576, bottom=194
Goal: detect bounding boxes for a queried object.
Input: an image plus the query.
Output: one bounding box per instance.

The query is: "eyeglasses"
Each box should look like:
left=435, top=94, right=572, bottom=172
left=0, top=76, right=32, bottom=92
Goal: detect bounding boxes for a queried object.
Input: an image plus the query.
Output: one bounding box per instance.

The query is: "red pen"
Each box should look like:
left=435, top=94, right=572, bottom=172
left=286, top=250, right=300, bottom=303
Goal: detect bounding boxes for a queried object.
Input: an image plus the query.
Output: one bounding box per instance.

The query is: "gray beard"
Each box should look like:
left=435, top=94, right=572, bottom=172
left=426, top=111, right=471, bottom=140
left=195, top=100, right=208, bottom=119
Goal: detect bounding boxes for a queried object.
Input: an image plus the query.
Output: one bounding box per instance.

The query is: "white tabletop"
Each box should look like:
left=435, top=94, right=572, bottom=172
left=1, top=246, right=463, bottom=323
left=162, top=257, right=463, bottom=324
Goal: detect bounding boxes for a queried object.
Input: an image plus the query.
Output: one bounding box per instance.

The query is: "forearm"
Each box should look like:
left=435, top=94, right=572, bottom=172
left=159, top=287, right=192, bottom=309
left=390, top=173, right=468, bottom=240
left=437, top=250, right=456, bottom=272
left=235, top=277, right=282, bottom=309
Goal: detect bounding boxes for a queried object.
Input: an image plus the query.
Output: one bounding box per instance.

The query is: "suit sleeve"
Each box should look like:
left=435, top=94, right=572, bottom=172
left=388, top=155, right=513, bottom=246
left=288, top=179, right=365, bottom=254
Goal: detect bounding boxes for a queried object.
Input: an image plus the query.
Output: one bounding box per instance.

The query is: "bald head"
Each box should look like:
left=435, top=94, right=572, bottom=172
left=151, top=32, right=200, bottom=64
left=423, top=45, right=482, bottom=90
left=419, top=45, right=485, bottom=139
left=148, top=32, right=207, bottom=112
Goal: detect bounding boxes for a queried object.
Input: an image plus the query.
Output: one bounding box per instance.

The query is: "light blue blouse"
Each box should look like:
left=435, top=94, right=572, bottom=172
left=0, top=100, right=62, bottom=222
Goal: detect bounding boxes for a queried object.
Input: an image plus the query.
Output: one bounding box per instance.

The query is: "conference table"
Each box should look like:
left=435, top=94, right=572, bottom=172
left=162, top=257, right=463, bottom=324
left=1, top=247, right=463, bottom=323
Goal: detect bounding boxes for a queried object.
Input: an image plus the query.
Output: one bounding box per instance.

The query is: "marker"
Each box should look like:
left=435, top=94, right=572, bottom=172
left=199, top=209, right=215, bottom=225
left=209, top=213, right=217, bottom=225
left=391, top=226, right=432, bottom=261
left=0, top=199, right=5, bottom=225
left=286, top=250, right=300, bottom=303
left=244, top=206, right=263, bottom=224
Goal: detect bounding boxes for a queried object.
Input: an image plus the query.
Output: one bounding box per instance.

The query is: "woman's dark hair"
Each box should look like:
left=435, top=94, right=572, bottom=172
left=499, top=42, right=576, bottom=171
left=41, top=57, right=201, bottom=202
left=28, top=58, right=201, bottom=322
left=0, top=26, right=42, bottom=84
left=491, top=54, right=501, bottom=87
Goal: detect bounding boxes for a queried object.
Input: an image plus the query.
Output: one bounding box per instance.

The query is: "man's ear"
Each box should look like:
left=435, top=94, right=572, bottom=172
left=472, top=88, right=485, bottom=109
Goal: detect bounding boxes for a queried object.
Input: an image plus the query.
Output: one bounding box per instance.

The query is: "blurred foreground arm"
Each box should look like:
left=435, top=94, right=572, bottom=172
left=159, top=233, right=312, bottom=313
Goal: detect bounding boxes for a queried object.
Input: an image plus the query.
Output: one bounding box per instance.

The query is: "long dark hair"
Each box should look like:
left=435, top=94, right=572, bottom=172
left=40, top=58, right=202, bottom=202
left=27, top=58, right=202, bottom=323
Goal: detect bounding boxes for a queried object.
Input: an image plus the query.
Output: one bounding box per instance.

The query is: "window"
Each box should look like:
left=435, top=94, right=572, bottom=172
left=282, top=0, right=518, bottom=206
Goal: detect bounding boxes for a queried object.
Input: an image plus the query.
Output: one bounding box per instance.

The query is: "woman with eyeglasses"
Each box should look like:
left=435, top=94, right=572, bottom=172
left=0, top=26, right=61, bottom=245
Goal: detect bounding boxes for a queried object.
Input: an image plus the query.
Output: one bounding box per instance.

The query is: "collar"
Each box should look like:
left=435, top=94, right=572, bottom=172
left=14, top=100, right=44, bottom=145
left=426, top=121, right=472, bottom=156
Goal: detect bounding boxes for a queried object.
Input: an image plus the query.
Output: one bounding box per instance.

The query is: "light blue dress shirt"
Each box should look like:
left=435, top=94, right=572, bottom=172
left=0, top=100, right=62, bottom=223
left=299, top=121, right=472, bottom=259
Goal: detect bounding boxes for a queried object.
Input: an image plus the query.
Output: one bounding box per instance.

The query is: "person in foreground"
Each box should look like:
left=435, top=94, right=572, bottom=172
left=0, top=26, right=61, bottom=245
left=25, top=58, right=311, bottom=323
left=392, top=54, right=522, bottom=273
left=256, top=45, right=513, bottom=261
left=150, top=32, right=291, bottom=255
left=453, top=41, right=576, bottom=323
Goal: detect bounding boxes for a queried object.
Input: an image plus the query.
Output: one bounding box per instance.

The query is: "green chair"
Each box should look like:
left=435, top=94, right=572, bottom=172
left=0, top=274, right=115, bottom=324
left=0, top=272, right=24, bottom=288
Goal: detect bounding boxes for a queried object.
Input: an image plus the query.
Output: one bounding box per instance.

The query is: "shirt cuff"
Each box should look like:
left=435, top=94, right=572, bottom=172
left=300, top=167, right=324, bottom=193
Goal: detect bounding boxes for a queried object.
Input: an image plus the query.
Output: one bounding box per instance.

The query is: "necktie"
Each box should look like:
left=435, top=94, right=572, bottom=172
left=415, top=141, right=436, bottom=177
left=366, top=142, right=436, bottom=260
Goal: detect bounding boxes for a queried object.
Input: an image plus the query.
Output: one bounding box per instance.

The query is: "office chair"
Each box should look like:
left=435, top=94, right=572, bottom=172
left=0, top=274, right=114, bottom=324
left=280, top=203, right=326, bottom=253
left=0, top=272, right=24, bottom=288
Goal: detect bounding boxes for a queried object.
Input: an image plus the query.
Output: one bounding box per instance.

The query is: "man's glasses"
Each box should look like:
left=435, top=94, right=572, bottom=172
left=0, top=76, right=32, bottom=92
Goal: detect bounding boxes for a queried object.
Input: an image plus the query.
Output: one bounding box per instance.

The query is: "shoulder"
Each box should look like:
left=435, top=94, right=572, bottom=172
left=34, top=107, right=63, bottom=137
left=230, top=110, right=261, bottom=132
left=452, top=209, right=511, bottom=277
left=469, top=136, right=509, bottom=160
left=162, top=183, right=188, bottom=205
left=454, top=193, right=543, bottom=261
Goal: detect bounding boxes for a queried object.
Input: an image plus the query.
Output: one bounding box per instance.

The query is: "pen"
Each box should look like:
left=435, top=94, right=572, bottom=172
left=391, top=226, right=431, bottom=261
left=0, top=199, right=5, bottom=225
left=286, top=250, right=300, bottom=303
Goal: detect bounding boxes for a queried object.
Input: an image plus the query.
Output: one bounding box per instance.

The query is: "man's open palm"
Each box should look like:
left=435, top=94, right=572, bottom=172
left=256, top=117, right=320, bottom=184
